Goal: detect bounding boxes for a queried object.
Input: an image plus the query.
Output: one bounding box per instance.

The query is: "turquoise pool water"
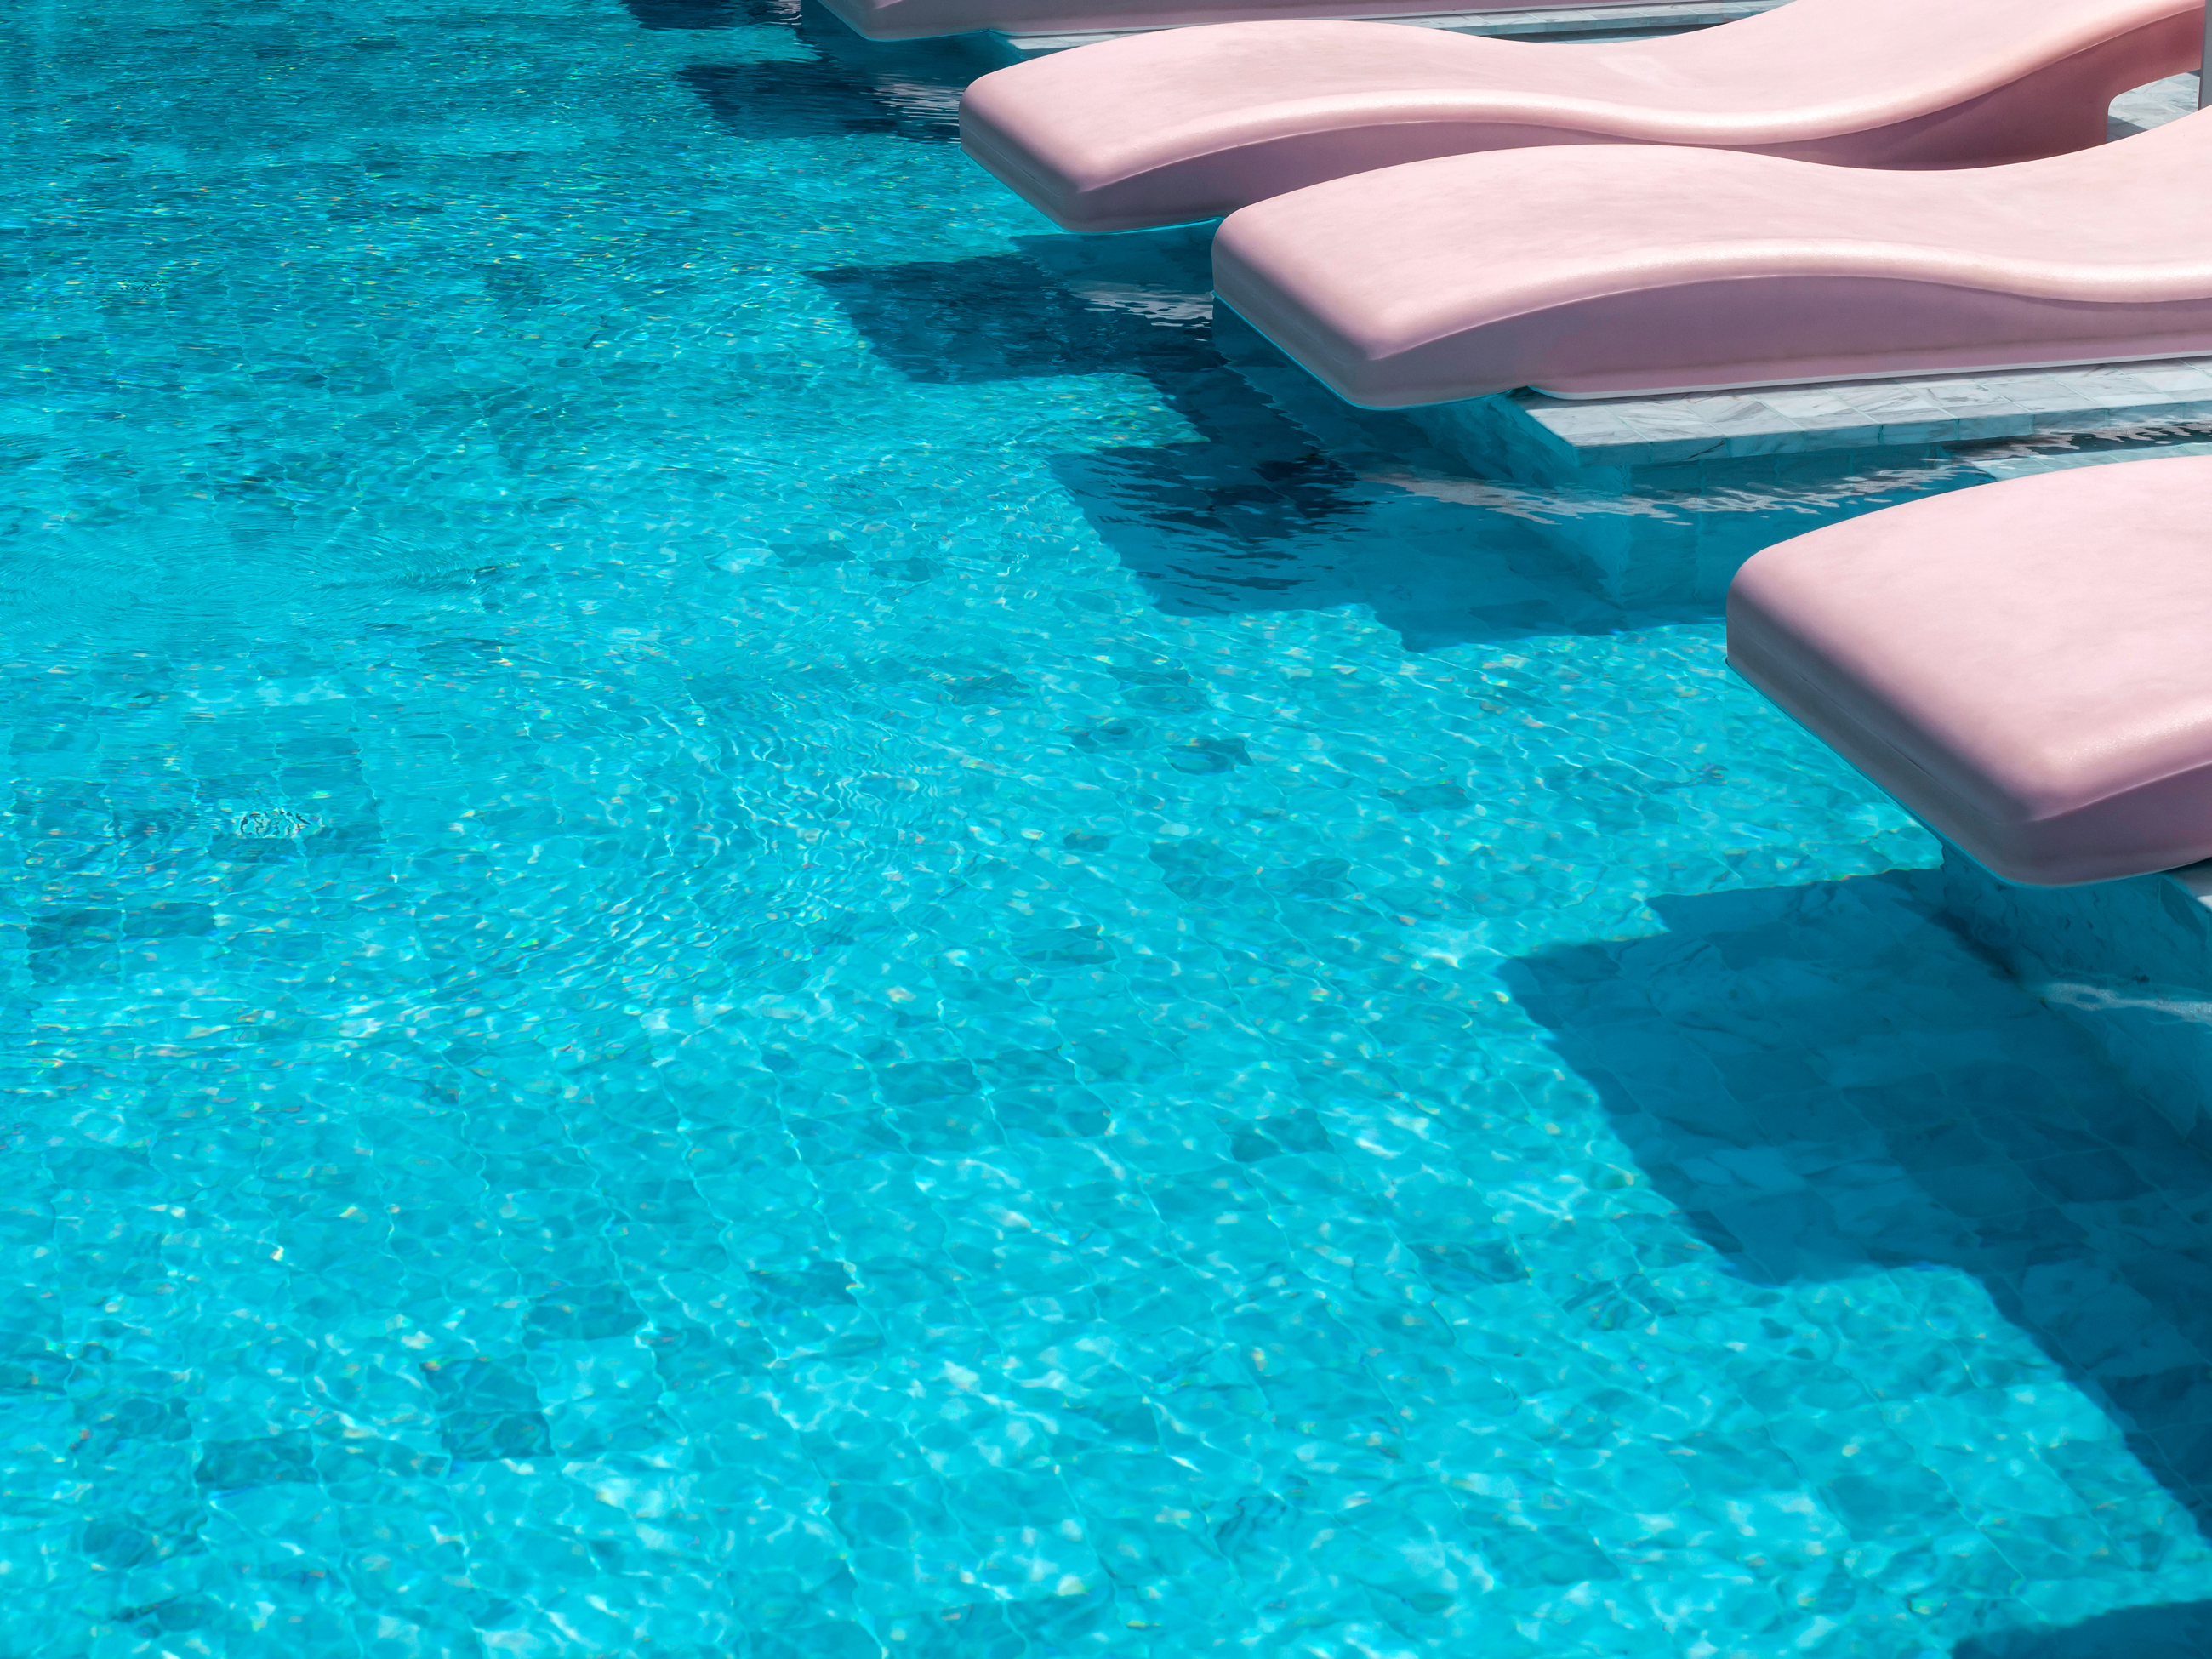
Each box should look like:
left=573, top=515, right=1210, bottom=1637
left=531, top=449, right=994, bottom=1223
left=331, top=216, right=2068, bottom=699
left=8, top=1, right=2212, bottom=1654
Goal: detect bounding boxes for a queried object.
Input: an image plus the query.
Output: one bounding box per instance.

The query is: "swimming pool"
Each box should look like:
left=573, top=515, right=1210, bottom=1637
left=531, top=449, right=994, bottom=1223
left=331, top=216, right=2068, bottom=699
left=6, top=0, right=2212, bottom=1653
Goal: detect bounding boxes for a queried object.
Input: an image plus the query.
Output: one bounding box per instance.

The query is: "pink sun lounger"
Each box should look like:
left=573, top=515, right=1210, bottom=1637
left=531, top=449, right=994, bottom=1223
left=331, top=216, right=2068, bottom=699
left=1211, top=105, right=2212, bottom=404
left=824, top=0, right=1599, bottom=42
left=961, top=0, right=2200, bottom=231
left=1728, top=458, right=2212, bottom=887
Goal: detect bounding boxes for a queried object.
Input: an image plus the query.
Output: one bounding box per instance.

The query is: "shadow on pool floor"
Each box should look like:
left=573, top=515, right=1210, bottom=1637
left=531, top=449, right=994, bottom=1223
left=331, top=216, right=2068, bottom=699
left=810, top=239, right=1674, bottom=646
left=1956, top=1594, right=2212, bottom=1656
left=811, top=234, right=1981, bottom=641
left=637, top=0, right=1008, bottom=142
left=1504, top=870, right=2212, bottom=1656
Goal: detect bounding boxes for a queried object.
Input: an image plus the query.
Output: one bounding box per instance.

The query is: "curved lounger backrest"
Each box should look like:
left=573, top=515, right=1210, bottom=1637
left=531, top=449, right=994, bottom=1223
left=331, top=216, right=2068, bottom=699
left=958, top=0, right=2203, bottom=230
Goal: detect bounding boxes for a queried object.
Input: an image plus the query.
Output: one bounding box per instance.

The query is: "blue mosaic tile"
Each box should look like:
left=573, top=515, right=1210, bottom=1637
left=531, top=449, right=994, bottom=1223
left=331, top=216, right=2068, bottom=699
left=3, top=0, right=2211, bottom=1654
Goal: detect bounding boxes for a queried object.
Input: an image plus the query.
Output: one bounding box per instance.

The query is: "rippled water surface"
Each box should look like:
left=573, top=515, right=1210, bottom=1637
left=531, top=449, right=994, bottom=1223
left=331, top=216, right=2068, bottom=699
left=7, top=2, right=2212, bottom=1655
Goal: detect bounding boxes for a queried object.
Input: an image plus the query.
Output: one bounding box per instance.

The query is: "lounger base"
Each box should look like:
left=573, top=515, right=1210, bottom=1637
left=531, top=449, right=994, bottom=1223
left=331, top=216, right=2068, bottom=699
left=1945, top=847, right=2212, bottom=1143
left=1528, top=346, right=2212, bottom=402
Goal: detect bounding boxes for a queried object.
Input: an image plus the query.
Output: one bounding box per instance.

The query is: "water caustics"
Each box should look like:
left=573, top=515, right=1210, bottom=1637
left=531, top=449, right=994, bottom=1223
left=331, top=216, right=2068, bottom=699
left=3, top=0, right=2212, bottom=1656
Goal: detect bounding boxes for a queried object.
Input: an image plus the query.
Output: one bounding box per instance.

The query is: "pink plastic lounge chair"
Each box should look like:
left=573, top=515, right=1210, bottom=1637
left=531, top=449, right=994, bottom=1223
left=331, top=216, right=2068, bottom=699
left=824, top=0, right=1593, bottom=42
left=1210, top=105, right=2212, bottom=404
left=1727, top=458, right=2212, bottom=887
left=961, top=0, right=2200, bottom=231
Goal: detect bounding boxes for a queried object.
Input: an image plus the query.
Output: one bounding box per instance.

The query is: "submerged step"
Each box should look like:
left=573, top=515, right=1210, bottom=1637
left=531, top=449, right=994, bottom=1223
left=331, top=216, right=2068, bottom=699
left=1435, top=355, right=2212, bottom=473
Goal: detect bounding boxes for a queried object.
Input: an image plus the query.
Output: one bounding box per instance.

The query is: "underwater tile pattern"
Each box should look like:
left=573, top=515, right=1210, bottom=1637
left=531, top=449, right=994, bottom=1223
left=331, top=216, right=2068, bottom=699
left=2, top=1, right=2211, bottom=1655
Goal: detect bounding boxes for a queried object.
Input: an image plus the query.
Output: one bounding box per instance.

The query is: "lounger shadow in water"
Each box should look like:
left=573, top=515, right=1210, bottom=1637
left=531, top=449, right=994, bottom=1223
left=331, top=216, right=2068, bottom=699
left=811, top=233, right=1986, bottom=636
left=636, top=0, right=1006, bottom=141
left=807, top=238, right=1701, bottom=641
left=809, top=235, right=1223, bottom=385
left=1506, top=875, right=2212, bottom=1653
left=1956, top=1597, right=2212, bottom=1657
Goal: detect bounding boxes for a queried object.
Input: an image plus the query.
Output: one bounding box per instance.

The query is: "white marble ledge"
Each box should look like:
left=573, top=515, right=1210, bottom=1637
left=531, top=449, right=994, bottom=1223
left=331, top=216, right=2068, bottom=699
left=1492, top=354, right=2212, bottom=470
